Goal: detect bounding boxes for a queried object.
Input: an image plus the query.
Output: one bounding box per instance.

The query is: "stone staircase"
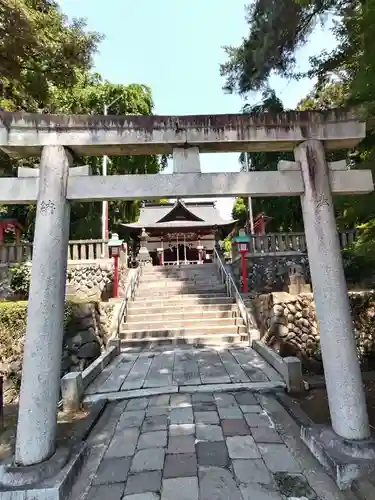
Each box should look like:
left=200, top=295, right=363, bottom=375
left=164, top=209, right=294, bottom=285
left=119, top=264, right=248, bottom=347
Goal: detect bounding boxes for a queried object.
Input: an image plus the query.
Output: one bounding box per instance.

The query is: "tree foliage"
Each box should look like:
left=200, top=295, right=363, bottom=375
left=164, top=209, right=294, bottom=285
left=0, top=2, right=164, bottom=240
left=0, top=0, right=102, bottom=111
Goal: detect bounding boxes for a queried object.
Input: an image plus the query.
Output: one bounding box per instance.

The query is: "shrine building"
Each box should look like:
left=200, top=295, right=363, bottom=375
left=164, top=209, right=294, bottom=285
left=121, top=199, right=236, bottom=265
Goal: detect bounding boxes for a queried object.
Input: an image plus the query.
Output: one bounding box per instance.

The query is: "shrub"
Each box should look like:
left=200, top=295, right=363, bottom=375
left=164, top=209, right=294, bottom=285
left=343, top=220, right=375, bottom=286
left=9, top=263, right=31, bottom=299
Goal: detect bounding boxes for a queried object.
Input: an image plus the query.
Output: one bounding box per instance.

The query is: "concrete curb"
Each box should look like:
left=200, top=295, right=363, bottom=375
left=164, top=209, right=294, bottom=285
left=252, top=340, right=304, bottom=393
left=61, top=345, right=119, bottom=411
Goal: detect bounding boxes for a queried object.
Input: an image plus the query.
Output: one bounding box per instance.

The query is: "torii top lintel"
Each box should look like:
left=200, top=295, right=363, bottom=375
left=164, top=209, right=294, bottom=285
left=0, top=108, right=366, bottom=158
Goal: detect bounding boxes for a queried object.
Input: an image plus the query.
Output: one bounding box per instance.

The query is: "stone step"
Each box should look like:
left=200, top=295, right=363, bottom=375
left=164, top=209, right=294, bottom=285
left=130, top=295, right=233, bottom=307
left=123, top=316, right=245, bottom=330
left=120, top=324, right=247, bottom=340
left=120, top=331, right=248, bottom=347
left=139, top=278, right=222, bottom=286
left=135, top=287, right=226, bottom=297
left=126, top=305, right=239, bottom=320
left=142, top=264, right=216, bottom=273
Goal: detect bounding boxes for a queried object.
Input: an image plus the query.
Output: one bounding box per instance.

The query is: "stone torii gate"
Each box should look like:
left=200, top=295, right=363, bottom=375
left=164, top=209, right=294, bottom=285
left=0, top=110, right=374, bottom=485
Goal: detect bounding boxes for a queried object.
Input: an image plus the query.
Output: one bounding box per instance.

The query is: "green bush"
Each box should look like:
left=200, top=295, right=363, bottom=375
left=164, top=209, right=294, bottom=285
left=343, top=220, right=375, bottom=285
left=9, top=263, right=31, bottom=299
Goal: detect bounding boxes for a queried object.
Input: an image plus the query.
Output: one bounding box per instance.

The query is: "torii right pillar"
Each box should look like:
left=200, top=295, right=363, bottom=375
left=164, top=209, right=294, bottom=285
left=295, top=139, right=370, bottom=442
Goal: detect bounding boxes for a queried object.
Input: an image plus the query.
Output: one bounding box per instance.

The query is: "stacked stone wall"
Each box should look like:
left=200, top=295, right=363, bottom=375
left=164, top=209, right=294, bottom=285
left=254, top=291, right=375, bottom=373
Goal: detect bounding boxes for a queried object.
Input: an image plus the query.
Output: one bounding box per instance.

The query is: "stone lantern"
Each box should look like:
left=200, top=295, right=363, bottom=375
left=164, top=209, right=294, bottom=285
left=136, top=227, right=152, bottom=266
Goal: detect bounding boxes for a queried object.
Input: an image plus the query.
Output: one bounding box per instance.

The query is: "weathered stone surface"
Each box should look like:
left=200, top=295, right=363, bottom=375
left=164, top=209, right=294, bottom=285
left=167, top=435, right=195, bottom=454
left=217, top=406, right=242, bottom=419
left=233, top=459, right=273, bottom=484
left=117, top=410, right=145, bottom=430
left=251, top=427, right=283, bottom=444
left=199, top=467, right=243, bottom=500
left=169, top=407, right=194, bottom=425
left=131, top=448, right=165, bottom=472
left=106, top=429, right=140, bottom=458
left=196, top=424, right=223, bottom=442
left=142, top=415, right=168, bottom=432
left=163, top=453, right=197, bottom=478
left=240, top=483, right=283, bottom=500
left=161, top=477, right=199, bottom=500
left=124, top=471, right=162, bottom=495
left=221, top=419, right=249, bottom=436
left=123, top=494, right=160, bottom=500
left=196, top=441, right=229, bottom=467
left=233, top=392, right=257, bottom=406
left=127, top=398, right=149, bottom=411
left=138, top=431, right=167, bottom=449
left=226, top=435, right=260, bottom=459
left=258, top=443, right=302, bottom=473
left=194, top=411, right=219, bottom=425
left=86, top=483, right=125, bottom=500
left=244, top=412, right=273, bottom=428
left=93, top=457, right=131, bottom=485
left=169, top=424, right=195, bottom=436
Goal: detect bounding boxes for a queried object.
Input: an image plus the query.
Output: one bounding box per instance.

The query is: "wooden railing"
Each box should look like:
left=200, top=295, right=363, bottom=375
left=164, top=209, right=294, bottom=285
left=232, top=230, right=356, bottom=257
left=0, top=239, right=110, bottom=264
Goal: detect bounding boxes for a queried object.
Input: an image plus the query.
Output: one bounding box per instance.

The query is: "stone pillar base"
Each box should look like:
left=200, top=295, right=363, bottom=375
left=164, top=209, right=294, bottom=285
left=0, top=442, right=86, bottom=499
left=301, top=424, right=375, bottom=490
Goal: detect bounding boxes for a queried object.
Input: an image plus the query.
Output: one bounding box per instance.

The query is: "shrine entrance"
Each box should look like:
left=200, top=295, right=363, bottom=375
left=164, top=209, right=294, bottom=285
left=0, top=109, right=374, bottom=486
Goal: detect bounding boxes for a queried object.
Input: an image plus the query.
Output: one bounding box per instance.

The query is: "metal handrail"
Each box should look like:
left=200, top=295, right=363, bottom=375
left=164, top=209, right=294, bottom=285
left=116, top=264, right=143, bottom=336
left=213, top=247, right=260, bottom=343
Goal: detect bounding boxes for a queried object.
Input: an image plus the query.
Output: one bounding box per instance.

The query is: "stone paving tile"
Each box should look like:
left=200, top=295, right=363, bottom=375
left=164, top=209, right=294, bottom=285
left=196, top=441, right=229, bottom=467
left=138, top=430, right=167, bottom=449
left=234, top=391, right=257, bottom=405
left=226, top=435, right=261, bottom=459
left=217, top=406, right=243, bottom=419
left=86, top=483, right=125, bottom=500
left=123, top=494, right=160, bottom=500
left=258, top=443, right=302, bottom=473
left=146, top=406, right=169, bottom=417
left=163, top=453, right=197, bottom=478
left=194, top=411, right=219, bottom=424
left=124, top=471, right=162, bottom=495
left=192, top=401, right=216, bottom=412
left=221, top=418, right=249, bottom=436
left=233, top=458, right=273, bottom=485
left=117, top=410, right=146, bottom=430
left=169, top=407, right=194, bottom=424
left=251, top=426, right=283, bottom=444
left=245, top=411, right=274, bottom=428
left=199, top=466, right=243, bottom=500
left=105, top=429, right=140, bottom=458
left=169, top=423, right=195, bottom=436
left=240, top=483, right=283, bottom=500
left=131, top=448, right=165, bottom=472
left=170, top=394, right=192, bottom=408
left=213, top=393, right=238, bottom=407
left=195, top=424, right=223, bottom=442
left=161, top=477, right=199, bottom=500
left=142, top=415, right=168, bottom=432
left=149, top=395, right=170, bottom=407
left=167, top=435, right=195, bottom=453
left=92, top=457, right=131, bottom=485
left=240, top=404, right=263, bottom=413
left=191, top=393, right=214, bottom=403
left=126, top=398, right=149, bottom=411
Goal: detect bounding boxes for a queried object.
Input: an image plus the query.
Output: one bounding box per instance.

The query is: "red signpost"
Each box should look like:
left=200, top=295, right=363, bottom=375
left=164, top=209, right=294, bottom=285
left=108, top=233, right=123, bottom=299
left=233, top=234, right=251, bottom=294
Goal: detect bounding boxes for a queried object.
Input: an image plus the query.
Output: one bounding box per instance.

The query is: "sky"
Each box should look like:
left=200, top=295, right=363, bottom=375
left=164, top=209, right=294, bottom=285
left=59, top=0, right=337, bottom=220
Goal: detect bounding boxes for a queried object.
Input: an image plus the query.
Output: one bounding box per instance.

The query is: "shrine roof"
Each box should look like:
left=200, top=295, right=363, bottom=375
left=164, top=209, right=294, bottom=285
left=121, top=199, right=236, bottom=231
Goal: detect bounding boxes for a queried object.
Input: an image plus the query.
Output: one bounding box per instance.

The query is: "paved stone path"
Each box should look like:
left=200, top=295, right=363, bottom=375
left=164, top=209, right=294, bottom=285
left=84, top=346, right=284, bottom=402
left=70, top=391, right=351, bottom=500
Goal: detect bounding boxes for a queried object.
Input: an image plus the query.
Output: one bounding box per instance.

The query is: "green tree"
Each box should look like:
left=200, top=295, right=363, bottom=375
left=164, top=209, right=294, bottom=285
left=0, top=0, right=102, bottom=111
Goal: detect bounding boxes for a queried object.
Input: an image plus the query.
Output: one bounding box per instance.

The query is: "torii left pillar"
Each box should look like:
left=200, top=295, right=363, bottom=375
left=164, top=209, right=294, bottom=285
left=15, top=146, right=72, bottom=466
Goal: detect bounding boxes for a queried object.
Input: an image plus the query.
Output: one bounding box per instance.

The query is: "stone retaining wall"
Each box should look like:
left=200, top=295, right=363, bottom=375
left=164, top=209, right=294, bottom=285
left=254, top=291, right=375, bottom=373
left=1, top=300, right=114, bottom=404
left=232, top=254, right=310, bottom=293
left=66, top=261, right=114, bottom=300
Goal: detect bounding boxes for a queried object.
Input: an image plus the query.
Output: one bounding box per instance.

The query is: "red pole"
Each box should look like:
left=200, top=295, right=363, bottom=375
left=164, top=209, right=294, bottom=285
left=113, top=254, right=119, bottom=298
left=240, top=250, right=248, bottom=294
left=159, top=253, right=163, bottom=266
left=105, top=202, right=109, bottom=241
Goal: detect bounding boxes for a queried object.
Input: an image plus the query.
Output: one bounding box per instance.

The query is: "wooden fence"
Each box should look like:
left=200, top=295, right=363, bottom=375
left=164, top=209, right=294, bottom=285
left=232, top=230, right=356, bottom=257
left=0, top=239, right=109, bottom=265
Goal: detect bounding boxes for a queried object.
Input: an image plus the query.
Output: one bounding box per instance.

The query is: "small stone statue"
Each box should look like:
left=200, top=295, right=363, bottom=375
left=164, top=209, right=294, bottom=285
left=285, top=264, right=311, bottom=294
